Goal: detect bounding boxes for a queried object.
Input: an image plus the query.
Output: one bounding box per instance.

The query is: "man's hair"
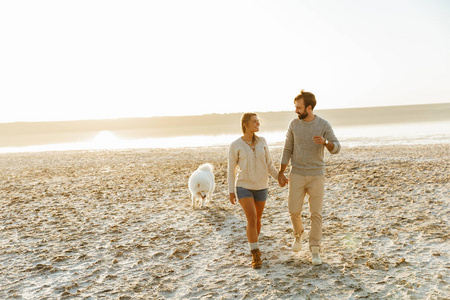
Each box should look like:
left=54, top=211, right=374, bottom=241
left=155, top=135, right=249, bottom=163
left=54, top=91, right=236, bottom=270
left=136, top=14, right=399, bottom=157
left=294, top=89, right=316, bottom=110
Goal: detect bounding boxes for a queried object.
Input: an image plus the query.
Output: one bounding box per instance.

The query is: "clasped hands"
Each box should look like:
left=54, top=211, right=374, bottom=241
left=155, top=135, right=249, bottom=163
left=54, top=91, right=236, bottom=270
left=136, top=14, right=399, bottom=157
left=278, top=172, right=289, bottom=187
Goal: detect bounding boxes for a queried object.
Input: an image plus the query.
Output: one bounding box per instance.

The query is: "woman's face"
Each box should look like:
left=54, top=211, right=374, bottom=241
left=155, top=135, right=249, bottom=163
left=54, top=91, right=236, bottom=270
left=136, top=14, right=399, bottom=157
left=245, top=115, right=260, bottom=133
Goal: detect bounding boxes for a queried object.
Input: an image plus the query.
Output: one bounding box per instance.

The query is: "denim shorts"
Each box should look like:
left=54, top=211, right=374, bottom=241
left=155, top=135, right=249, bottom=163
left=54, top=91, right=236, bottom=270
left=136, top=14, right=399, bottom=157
left=236, top=187, right=268, bottom=202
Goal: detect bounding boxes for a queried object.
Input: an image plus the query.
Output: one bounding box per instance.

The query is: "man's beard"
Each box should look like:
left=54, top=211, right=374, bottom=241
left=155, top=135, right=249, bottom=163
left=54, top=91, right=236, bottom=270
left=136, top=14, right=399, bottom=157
left=298, top=111, right=308, bottom=120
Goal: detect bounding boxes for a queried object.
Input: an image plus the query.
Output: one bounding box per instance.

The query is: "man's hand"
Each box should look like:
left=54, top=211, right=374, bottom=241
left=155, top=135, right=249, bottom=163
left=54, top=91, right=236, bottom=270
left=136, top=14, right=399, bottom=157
left=314, top=135, right=334, bottom=152
left=278, top=172, right=289, bottom=187
left=313, top=136, right=326, bottom=145
left=278, top=164, right=289, bottom=187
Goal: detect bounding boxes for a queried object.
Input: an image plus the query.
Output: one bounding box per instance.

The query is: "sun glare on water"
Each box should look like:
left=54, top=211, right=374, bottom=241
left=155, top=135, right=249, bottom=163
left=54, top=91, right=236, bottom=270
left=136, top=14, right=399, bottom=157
left=91, top=131, right=123, bottom=149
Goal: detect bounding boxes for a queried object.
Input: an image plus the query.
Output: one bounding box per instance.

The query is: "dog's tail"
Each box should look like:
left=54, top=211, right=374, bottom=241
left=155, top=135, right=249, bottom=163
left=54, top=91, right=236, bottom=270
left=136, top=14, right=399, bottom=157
left=198, top=163, right=213, bottom=172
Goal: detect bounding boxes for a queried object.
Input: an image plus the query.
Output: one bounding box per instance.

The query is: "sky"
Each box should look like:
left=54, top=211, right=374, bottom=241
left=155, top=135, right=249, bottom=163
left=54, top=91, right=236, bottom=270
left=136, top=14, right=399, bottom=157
left=1, top=0, right=449, bottom=123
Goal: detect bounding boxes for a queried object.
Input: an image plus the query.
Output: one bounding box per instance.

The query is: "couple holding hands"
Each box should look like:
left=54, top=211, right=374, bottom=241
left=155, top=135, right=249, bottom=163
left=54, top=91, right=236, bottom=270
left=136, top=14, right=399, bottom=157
left=227, top=90, right=341, bottom=269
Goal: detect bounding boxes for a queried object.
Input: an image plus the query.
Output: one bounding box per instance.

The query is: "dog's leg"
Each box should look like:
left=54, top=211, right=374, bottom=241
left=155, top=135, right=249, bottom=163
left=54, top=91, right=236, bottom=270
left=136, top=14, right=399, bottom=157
left=192, top=195, right=195, bottom=209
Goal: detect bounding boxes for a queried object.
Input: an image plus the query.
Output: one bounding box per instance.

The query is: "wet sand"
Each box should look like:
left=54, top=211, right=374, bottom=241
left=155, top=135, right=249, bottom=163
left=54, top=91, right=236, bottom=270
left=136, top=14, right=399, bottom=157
left=0, top=144, right=449, bottom=299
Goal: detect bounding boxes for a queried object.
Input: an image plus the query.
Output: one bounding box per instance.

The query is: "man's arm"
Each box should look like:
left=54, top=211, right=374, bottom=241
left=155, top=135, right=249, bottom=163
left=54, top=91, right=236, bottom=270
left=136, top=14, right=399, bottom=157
left=279, top=122, right=294, bottom=187
left=279, top=163, right=288, bottom=174
left=325, top=140, right=336, bottom=153
left=322, top=121, right=341, bottom=154
left=313, top=136, right=336, bottom=152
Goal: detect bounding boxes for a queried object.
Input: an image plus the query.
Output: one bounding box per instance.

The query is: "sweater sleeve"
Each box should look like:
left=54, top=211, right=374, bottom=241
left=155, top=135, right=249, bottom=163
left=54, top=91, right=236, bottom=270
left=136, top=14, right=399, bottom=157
left=262, top=138, right=279, bottom=180
left=324, top=121, right=341, bottom=154
left=227, top=143, right=238, bottom=193
left=281, top=121, right=294, bottom=165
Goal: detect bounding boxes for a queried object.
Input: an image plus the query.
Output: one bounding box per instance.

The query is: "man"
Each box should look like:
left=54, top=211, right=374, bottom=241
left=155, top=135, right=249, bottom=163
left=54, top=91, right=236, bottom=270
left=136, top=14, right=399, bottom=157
left=278, top=90, right=341, bottom=265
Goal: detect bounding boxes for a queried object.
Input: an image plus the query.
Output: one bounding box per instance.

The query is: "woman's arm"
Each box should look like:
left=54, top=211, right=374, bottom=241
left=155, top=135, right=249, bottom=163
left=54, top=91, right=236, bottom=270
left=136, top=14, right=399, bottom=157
left=263, top=138, right=279, bottom=180
left=227, top=143, right=238, bottom=194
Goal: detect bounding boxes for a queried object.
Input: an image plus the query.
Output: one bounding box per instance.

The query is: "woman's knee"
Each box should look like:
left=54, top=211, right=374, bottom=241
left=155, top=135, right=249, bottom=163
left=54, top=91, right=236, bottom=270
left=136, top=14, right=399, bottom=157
left=247, top=215, right=258, bottom=226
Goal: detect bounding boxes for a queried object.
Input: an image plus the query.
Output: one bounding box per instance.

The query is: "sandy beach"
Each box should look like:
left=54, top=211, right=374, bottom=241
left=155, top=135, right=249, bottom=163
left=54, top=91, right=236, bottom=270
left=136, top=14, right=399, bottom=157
left=0, top=144, right=449, bottom=299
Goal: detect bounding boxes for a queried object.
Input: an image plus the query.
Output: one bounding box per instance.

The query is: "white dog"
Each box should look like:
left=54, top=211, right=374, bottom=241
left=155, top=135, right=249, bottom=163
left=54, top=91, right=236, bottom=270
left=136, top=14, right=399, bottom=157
left=188, top=163, right=215, bottom=209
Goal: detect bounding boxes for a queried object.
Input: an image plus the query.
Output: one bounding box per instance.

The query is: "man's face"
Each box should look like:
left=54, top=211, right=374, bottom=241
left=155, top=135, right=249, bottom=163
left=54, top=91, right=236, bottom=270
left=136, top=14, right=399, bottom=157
left=295, top=99, right=309, bottom=120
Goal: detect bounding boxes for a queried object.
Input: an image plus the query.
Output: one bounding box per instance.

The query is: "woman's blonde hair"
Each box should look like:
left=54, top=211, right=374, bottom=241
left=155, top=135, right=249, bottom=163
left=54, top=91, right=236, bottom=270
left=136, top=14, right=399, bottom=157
left=241, top=113, right=258, bottom=144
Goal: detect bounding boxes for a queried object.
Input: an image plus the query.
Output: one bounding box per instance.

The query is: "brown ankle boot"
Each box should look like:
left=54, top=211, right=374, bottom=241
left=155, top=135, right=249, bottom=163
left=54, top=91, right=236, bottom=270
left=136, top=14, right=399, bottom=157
left=251, top=249, right=262, bottom=269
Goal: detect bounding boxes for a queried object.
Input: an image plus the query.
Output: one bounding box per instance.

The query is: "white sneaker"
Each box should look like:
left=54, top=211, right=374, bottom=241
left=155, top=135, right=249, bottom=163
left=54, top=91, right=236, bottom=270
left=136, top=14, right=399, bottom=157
left=311, top=246, right=322, bottom=265
left=292, top=231, right=305, bottom=252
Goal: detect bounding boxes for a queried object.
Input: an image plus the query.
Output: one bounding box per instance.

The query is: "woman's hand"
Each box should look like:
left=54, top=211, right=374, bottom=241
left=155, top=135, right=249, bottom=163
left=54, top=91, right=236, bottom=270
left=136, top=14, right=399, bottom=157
left=229, top=193, right=237, bottom=205
left=278, top=173, right=289, bottom=187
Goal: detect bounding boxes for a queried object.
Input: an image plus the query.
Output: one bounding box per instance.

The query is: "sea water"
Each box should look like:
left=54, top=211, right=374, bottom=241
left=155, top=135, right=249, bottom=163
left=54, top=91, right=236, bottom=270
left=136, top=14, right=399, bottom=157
left=1, top=121, right=449, bottom=154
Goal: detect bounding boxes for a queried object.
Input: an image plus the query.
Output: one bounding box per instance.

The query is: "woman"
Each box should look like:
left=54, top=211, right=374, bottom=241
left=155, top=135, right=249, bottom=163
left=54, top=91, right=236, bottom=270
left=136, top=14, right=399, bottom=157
left=227, top=113, right=280, bottom=269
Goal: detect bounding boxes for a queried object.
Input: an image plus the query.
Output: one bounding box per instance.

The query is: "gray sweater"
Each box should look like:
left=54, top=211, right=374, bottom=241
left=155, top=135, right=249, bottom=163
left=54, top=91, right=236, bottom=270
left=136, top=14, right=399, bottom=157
left=281, top=115, right=341, bottom=176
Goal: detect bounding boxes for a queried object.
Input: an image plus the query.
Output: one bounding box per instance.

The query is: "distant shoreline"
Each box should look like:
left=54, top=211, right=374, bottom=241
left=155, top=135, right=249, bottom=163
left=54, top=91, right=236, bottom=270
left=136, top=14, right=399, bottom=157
left=1, top=103, right=449, bottom=147
left=1, top=102, right=449, bottom=125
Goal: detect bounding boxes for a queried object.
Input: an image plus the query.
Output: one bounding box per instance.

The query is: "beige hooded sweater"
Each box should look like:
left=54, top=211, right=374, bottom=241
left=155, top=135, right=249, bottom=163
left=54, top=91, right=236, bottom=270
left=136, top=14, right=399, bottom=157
left=228, top=136, right=279, bottom=193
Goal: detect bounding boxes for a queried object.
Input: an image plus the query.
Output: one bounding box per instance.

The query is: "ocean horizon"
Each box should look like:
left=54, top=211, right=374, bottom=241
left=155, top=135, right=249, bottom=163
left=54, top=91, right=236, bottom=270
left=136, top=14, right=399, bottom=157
left=1, top=120, right=449, bottom=154
left=1, top=103, right=449, bottom=153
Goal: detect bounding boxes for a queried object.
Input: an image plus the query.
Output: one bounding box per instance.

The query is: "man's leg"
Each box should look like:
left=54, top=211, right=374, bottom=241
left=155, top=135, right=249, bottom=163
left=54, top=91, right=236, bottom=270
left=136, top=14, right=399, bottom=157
left=306, top=175, right=325, bottom=250
left=288, top=173, right=307, bottom=235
